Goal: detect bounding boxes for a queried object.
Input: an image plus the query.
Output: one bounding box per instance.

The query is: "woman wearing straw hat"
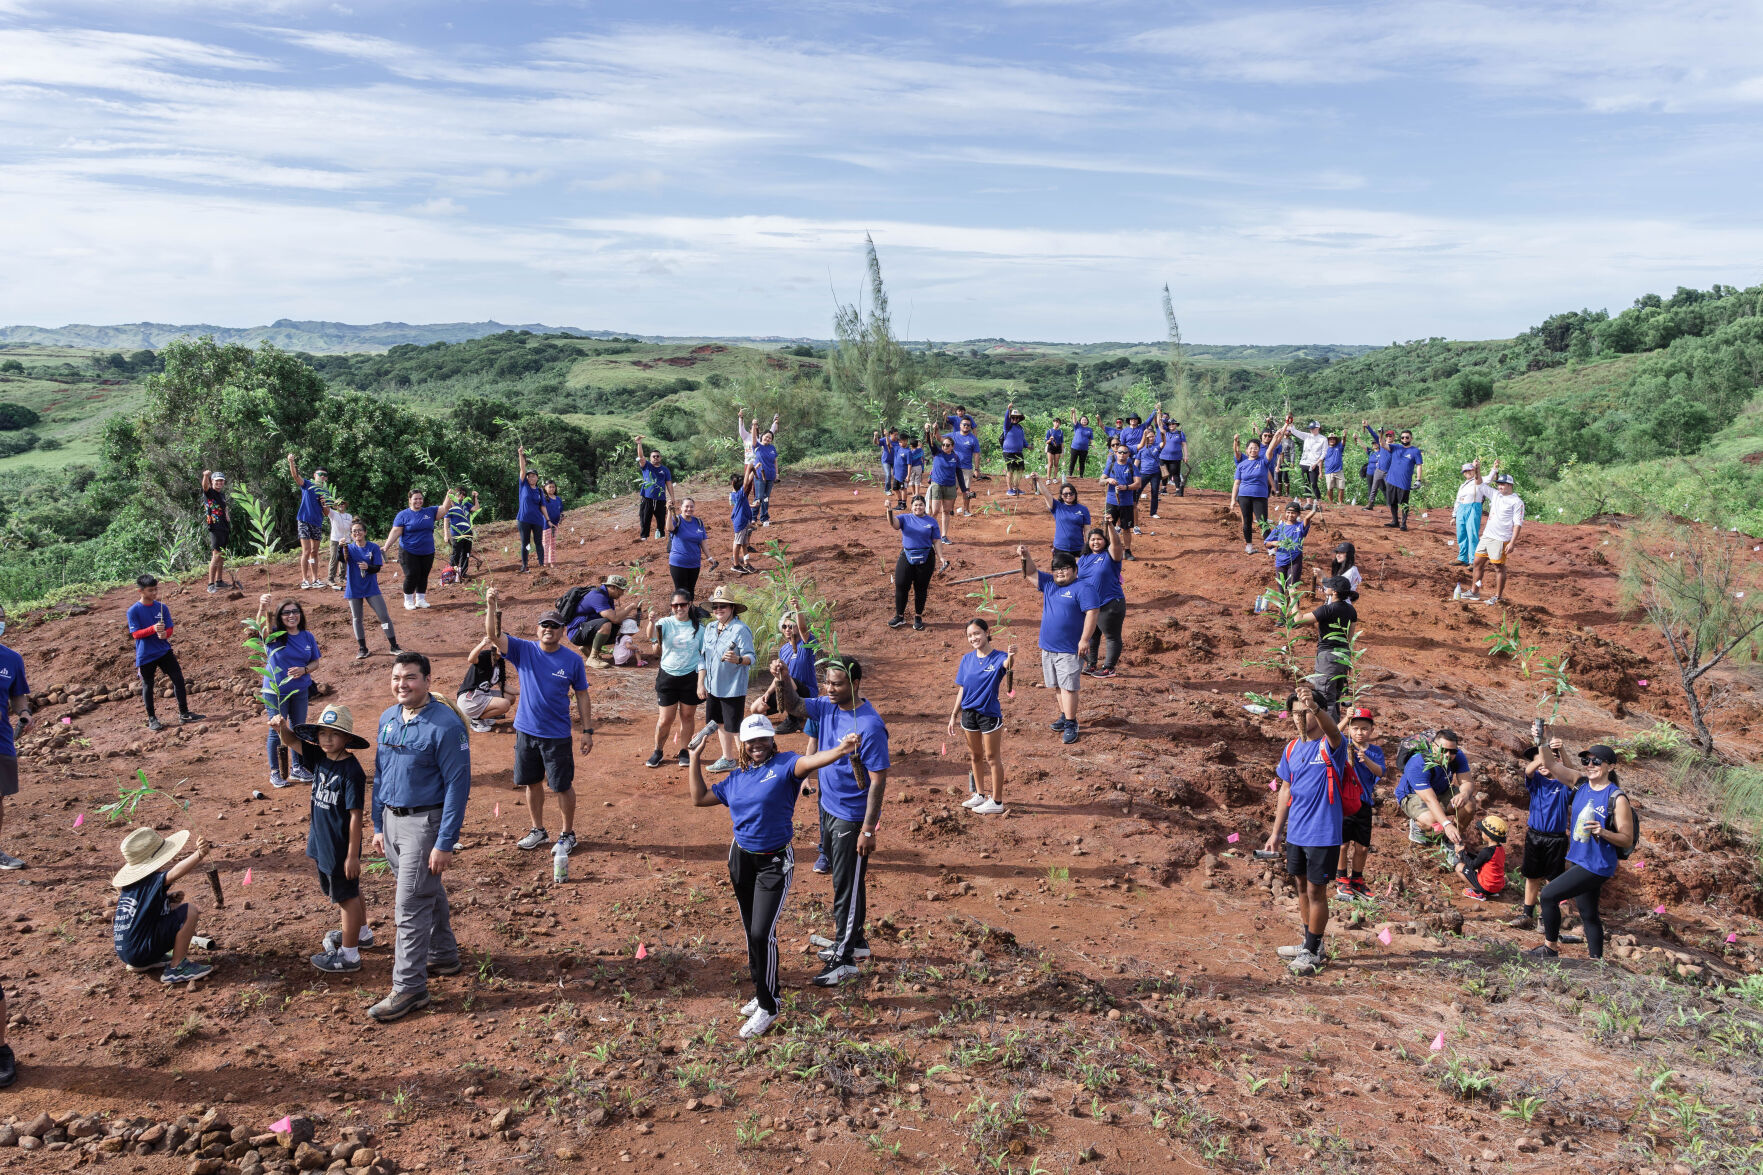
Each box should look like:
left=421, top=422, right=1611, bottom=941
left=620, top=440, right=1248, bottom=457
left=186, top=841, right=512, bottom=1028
left=697, top=586, right=755, bottom=773
left=111, top=827, right=213, bottom=984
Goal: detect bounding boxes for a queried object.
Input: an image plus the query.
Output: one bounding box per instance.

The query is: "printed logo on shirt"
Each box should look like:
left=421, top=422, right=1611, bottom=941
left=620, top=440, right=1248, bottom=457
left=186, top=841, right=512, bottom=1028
left=550, top=669, right=573, bottom=680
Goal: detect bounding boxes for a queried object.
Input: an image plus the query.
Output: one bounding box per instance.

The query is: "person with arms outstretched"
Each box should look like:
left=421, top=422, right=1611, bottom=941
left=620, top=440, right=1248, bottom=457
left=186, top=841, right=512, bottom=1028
left=287, top=453, right=330, bottom=590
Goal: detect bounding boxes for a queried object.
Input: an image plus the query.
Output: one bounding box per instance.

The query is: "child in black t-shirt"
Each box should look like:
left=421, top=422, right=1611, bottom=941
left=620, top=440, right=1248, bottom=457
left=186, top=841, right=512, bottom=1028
left=111, top=826, right=212, bottom=984
left=272, top=704, right=370, bottom=973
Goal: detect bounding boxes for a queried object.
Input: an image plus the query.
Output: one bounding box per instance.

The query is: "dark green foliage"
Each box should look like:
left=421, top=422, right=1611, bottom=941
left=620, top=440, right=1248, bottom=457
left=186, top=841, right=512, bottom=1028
left=0, top=431, right=38, bottom=457
left=1448, top=372, right=1494, bottom=408
left=0, top=403, right=41, bottom=430
left=0, top=359, right=23, bottom=374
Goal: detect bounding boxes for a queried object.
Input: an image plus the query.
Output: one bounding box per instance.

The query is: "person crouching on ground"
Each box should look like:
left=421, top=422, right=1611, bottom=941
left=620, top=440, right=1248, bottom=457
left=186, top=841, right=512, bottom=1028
left=1456, top=815, right=1508, bottom=902
left=112, top=827, right=212, bottom=984
left=272, top=704, right=372, bottom=972
left=1261, top=687, right=1347, bottom=977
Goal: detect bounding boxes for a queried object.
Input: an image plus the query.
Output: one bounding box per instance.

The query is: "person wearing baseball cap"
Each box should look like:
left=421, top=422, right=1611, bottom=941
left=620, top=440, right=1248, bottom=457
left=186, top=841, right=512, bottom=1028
left=1453, top=458, right=1496, bottom=566
left=1298, top=420, right=1328, bottom=498
left=1337, top=707, right=1385, bottom=897
left=568, top=573, right=641, bottom=669
left=686, top=712, right=862, bottom=1041
left=1467, top=472, right=1525, bottom=604
left=485, top=589, right=593, bottom=857
left=1528, top=742, right=1632, bottom=961
left=201, top=469, right=231, bottom=593
left=111, top=826, right=213, bottom=984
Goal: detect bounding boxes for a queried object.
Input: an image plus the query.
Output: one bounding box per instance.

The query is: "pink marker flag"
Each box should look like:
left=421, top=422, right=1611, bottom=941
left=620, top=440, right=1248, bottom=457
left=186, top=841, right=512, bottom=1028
left=72, top=813, right=84, bottom=828
left=242, top=868, right=252, bottom=886
left=1430, top=1032, right=1445, bottom=1052
left=1378, top=927, right=1393, bottom=946
left=1633, top=859, right=1647, bottom=871
left=1227, top=833, right=1240, bottom=844
left=1654, top=905, right=1667, bottom=914
left=939, top=742, right=946, bottom=756
left=1268, top=780, right=1277, bottom=790
left=1637, top=679, right=1649, bottom=688
left=635, top=942, right=648, bottom=960
left=269, top=1117, right=293, bottom=1135
left=60, top=716, right=71, bottom=725
left=494, top=802, right=500, bottom=817
left=1007, top=690, right=1016, bottom=698
left=1728, top=933, right=1740, bottom=944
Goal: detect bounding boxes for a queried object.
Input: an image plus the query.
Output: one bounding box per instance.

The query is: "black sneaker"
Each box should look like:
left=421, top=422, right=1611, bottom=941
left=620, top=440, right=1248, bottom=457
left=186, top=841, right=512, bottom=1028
left=645, top=749, right=665, bottom=769
left=1048, top=717, right=1071, bottom=731
left=179, top=711, right=204, bottom=724
left=0, top=1043, right=15, bottom=1088
left=355, top=648, right=371, bottom=661
left=676, top=749, right=690, bottom=768
left=146, top=717, right=164, bottom=732
left=887, top=615, right=906, bottom=629
left=1525, top=944, right=1559, bottom=959
left=912, top=616, right=925, bottom=631
left=811, top=961, right=860, bottom=987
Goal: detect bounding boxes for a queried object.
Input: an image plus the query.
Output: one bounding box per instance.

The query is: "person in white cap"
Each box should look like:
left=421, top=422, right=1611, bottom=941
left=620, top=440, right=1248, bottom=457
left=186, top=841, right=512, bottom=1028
left=110, top=826, right=213, bottom=984
left=1452, top=457, right=1497, bottom=566
left=1467, top=473, right=1525, bottom=604
left=202, top=469, right=232, bottom=594
left=1298, top=421, right=1329, bottom=499
left=686, top=712, right=860, bottom=1040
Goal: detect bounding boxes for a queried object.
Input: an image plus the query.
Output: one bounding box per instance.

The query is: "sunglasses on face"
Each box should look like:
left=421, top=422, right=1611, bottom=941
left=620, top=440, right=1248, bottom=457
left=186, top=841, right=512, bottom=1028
left=671, top=602, right=691, bottom=608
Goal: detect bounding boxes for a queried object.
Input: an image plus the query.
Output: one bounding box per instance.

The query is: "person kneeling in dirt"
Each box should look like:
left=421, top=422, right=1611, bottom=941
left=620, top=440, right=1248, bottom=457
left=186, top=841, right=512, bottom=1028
left=1394, top=730, right=1469, bottom=853
left=111, top=827, right=213, bottom=985
left=1262, top=687, right=1348, bottom=977
left=272, top=705, right=372, bottom=973
left=1456, top=815, right=1509, bottom=902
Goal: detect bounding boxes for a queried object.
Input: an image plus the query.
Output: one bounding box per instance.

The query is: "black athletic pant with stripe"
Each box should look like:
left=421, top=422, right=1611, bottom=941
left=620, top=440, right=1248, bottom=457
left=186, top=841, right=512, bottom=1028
left=728, top=842, right=794, bottom=1014
left=819, top=810, right=870, bottom=964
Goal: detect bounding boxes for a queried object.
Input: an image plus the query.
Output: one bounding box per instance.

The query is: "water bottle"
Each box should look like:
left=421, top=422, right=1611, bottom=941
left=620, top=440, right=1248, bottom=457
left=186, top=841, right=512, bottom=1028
left=552, top=840, right=569, bottom=884
left=1452, top=584, right=1462, bottom=600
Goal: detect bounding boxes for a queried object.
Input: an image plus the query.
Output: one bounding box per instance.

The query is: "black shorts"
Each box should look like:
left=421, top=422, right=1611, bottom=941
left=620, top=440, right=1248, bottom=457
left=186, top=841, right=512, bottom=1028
left=1004, top=455, right=1026, bottom=472
left=120, top=902, right=188, bottom=970
left=655, top=669, right=701, bottom=708
left=959, top=708, right=1001, bottom=733
left=1342, top=805, right=1372, bottom=848
left=1106, top=503, right=1135, bottom=528
left=1286, top=843, right=1341, bottom=886
left=0, top=755, right=16, bottom=798
left=569, top=617, right=610, bottom=648
left=297, top=521, right=325, bottom=542
left=704, top=694, right=745, bottom=728
left=317, top=866, right=361, bottom=904
left=1046, top=444, right=1063, bottom=456
left=1521, top=830, right=1570, bottom=880
left=513, top=731, right=575, bottom=793
left=207, top=523, right=230, bottom=551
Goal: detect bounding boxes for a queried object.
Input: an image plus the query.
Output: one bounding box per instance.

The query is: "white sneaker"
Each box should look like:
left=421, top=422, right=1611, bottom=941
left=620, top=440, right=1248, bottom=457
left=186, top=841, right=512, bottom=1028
left=960, top=793, right=986, bottom=809
left=739, top=997, right=760, bottom=1017
left=403, top=595, right=416, bottom=611
left=971, top=798, right=1004, bottom=814
left=1244, top=544, right=1253, bottom=554
left=416, top=595, right=430, bottom=608
left=738, top=1006, right=778, bottom=1039
left=300, top=580, right=312, bottom=590
left=1275, top=943, right=1309, bottom=959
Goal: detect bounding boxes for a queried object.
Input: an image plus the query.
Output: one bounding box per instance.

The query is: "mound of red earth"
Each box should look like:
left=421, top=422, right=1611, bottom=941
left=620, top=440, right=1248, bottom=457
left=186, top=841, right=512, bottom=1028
left=2, top=472, right=1761, bottom=1173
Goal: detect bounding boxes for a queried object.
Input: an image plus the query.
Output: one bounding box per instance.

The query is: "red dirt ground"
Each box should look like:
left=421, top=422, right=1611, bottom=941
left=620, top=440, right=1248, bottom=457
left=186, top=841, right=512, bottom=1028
left=3, top=472, right=1762, bottom=1175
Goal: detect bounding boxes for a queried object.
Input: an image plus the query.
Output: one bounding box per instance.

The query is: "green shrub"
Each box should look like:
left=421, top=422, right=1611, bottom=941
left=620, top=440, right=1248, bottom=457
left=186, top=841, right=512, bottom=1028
left=0, top=402, right=41, bottom=430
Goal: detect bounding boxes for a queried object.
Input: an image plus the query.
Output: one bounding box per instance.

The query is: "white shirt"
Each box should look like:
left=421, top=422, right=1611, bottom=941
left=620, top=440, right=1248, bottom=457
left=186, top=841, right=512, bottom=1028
left=1340, top=564, right=1363, bottom=591
left=328, top=510, right=354, bottom=542
left=1454, top=476, right=1494, bottom=507
left=1483, top=492, right=1526, bottom=542
left=1300, top=431, right=1329, bottom=467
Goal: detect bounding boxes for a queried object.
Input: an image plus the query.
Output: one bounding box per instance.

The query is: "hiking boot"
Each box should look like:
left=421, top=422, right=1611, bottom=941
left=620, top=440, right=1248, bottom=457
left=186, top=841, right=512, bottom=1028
left=516, top=827, right=549, bottom=851
left=1505, top=912, right=1536, bottom=931
left=367, top=989, right=431, bottom=1022
left=427, top=957, right=463, bottom=977
left=311, top=949, right=361, bottom=974
left=585, top=655, right=610, bottom=670
left=324, top=926, right=375, bottom=952
left=162, top=960, right=213, bottom=985
left=811, top=961, right=860, bottom=987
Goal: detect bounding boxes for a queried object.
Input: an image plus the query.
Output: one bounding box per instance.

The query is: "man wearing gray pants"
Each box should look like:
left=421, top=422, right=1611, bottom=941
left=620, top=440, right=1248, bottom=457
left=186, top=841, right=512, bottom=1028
left=369, top=650, right=471, bottom=1023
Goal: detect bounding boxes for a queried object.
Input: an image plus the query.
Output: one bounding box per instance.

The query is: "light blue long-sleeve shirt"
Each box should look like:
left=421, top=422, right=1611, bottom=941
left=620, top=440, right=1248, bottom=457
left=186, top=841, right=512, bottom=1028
left=698, top=618, right=755, bottom=699
left=372, top=697, right=472, bottom=852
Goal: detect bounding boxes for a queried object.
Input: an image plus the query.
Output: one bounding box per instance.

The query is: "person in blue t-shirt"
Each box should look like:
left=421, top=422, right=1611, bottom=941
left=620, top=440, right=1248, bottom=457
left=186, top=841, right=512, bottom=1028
left=384, top=487, right=453, bottom=609
left=1262, top=498, right=1318, bottom=589
left=889, top=441, right=912, bottom=509
left=665, top=497, right=712, bottom=598
left=872, top=429, right=898, bottom=492
left=1038, top=478, right=1091, bottom=559
left=948, top=618, right=1017, bottom=814
left=923, top=426, right=964, bottom=542
left=1100, top=443, right=1142, bottom=561
left=1079, top=524, right=1127, bottom=677
left=569, top=573, right=642, bottom=668
left=1322, top=433, right=1347, bottom=504
left=488, top=588, right=594, bottom=857
left=1509, top=735, right=1578, bottom=931
left=752, top=428, right=781, bottom=525
left=946, top=419, right=981, bottom=511
left=634, top=437, right=675, bottom=540
left=286, top=452, right=330, bottom=590
left=1261, top=687, right=1348, bottom=977
left=343, top=519, right=400, bottom=660
left=1229, top=434, right=1277, bottom=554
left=1157, top=413, right=1188, bottom=496
left=1020, top=545, right=1099, bottom=744
left=729, top=466, right=759, bottom=576
left=755, top=608, right=818, bottom=736
left=1067, top=412, right=1095, bottom=478
left=127, top=575, right=202, bottom=732
left=906, top=439, right=925, bottom=494
left=1134, top=428, right=1164, bottom=520
left=541, top=479, right=565, bottom=565
left=1118, top=414, right=1146, bottom=451
left=886, top=496, right=944, bottom=631
left=444, top=488, right=476, bottom=580
left=1394, top=730, right=1470, bottom=849
left=1381, top=428, right=1424, bottom=530
left=1042, top=420, right=1064, bottom=483
left=1000, top=402, right=1028, bottom=496
left=1527, top=742, right=1633, bottom=962
left=1338, top=708, right=1386, bottom=897
left=0, top=607, right=33, bottom=873
left=1361, top=422, right=1396, bottom=510
left=256, top=594, right=321, bottom=789
left=688, top=713, right=861, bottom=1040
left=514, top=446, right=548, bottom=572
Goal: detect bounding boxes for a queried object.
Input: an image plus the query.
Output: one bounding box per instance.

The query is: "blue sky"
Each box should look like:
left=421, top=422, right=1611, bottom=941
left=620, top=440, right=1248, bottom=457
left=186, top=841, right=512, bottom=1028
left=3, top=0, right=1761, bottom=343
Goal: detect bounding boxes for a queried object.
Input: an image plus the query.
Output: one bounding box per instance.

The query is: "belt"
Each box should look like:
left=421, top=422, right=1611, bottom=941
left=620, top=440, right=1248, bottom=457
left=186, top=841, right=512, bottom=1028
left=385, top=803, right=442, bottom=816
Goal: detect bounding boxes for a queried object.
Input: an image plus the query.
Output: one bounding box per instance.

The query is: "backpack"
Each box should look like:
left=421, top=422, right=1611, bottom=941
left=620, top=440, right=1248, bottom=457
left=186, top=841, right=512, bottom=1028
left=555, top=586, right=594, bottom=623
left=1395, top=731, right=1437, bottom=775
left=1283, top=738, right=1361, bottom=817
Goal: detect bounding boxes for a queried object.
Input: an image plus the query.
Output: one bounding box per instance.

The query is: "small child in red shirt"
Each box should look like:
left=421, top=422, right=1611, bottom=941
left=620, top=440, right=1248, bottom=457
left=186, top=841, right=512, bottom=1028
left=1459, top=815, right=1508, bottom=901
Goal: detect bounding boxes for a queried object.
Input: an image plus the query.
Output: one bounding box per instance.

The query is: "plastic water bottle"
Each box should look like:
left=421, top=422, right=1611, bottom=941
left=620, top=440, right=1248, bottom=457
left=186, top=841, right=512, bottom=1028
left=1452, top=584, right=1462, bottom=600
left=552, top=841, right=569, bottom=884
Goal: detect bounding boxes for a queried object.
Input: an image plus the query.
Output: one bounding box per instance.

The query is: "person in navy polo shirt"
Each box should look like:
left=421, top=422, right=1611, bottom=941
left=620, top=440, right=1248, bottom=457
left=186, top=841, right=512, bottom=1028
left=487, top=588, right=593, bottom=858
left=1019, top=544, right=1099, bottom=744
left=634, top=437, right=674, bottom=540
left=687, top=713, right=861, bottom=1040
left=127, top=574, right=202, bottom=733
left=287, top=452, right=330, bottom=590
left=1508, top=735, right=1577, bottom=931
left=1038, top=478, right=1091, bottom=561
left=1261, top=687, right=1348, bottom=977
left=1395, top=730, right=1470, bottom=849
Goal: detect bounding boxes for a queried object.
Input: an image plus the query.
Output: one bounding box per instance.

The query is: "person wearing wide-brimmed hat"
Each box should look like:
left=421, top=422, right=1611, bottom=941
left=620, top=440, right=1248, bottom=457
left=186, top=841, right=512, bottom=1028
left=697, top=586, right=755, bottom=773
left=111, top=826, right=212, bottom=984
left=273, top=703, right=373, bottom=974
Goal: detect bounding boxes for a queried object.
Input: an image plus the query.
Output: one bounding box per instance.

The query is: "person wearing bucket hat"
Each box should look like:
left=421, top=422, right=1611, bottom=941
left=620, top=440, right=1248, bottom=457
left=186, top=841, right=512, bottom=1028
left=1321, top=431, right=1346, bottom=504
left=488, top=589, right=593, bottom=856
left=687, top=711, right=861, bottom=1040
left=272, top=704, right=372, bottom=973
left=697, top=586, right=756, bottom=772
left=1000, top=400, right=1028, bottom=496
left=111, top=827, right=212, bottom=984
left=1453, top=458, right=1496, bottom=566
left=201, top=469, right=231, bottom=593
